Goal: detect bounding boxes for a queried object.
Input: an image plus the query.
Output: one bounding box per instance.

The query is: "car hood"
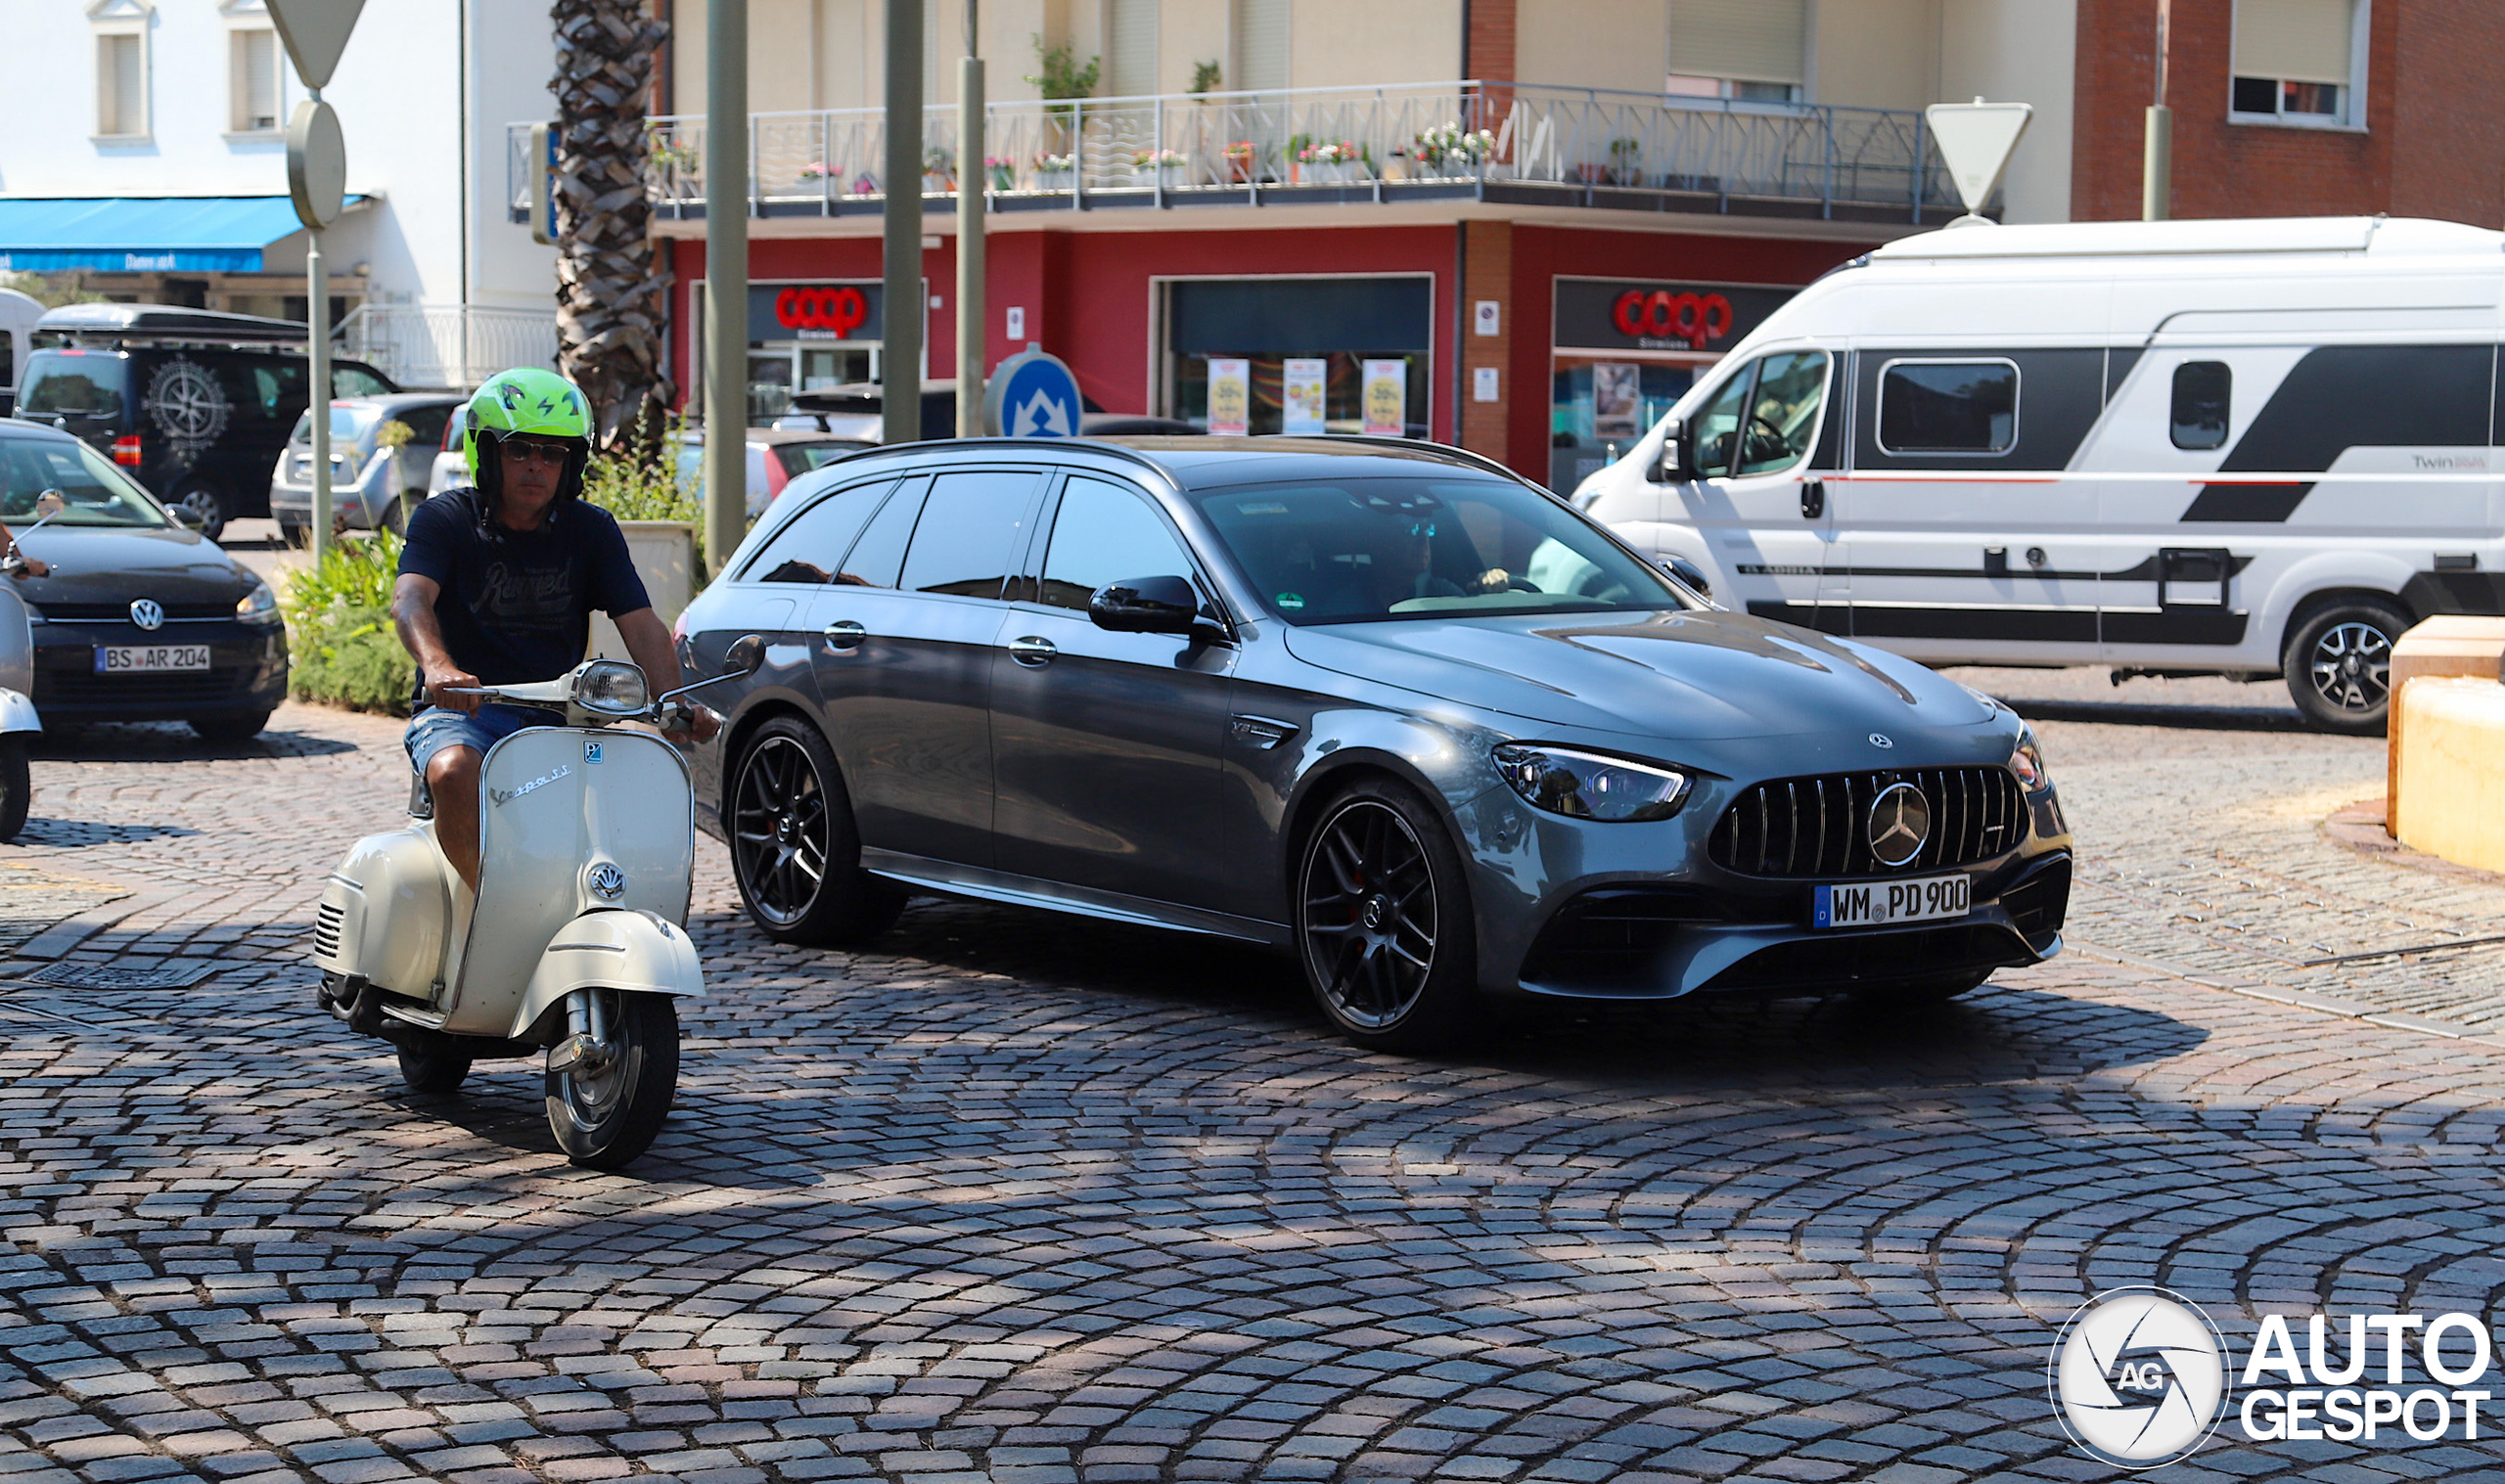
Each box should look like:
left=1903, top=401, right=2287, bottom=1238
left=14, top=527, right=258, bottom=610
left=1280, top=608, right=1996, bottom=742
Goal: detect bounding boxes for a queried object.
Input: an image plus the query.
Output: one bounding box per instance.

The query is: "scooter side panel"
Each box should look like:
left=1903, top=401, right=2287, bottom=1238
left=0, top=588, right=30, bottom=700
left=446, top=728, right=695, bottom=1036
left=510, top=908, right=705, bottom=1040
left=0, top=691, right=37, bottom=735
left=315, top=826, right=452, bottom=998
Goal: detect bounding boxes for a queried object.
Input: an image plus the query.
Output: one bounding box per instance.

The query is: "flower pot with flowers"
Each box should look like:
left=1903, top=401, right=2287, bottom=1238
left=1032, top=151, right=1076, bottom=191
left=1295, top=139, right=1363, bottom=185
left=921, top=146, right=957, bottom=195
left=986, top=156, right=1018, bottom=193
left=1412, top=121, right=1494, bottom=180
left=1131, top=148, right=1188, bottom=189
left=1221, top=141, right=1255, bottom=183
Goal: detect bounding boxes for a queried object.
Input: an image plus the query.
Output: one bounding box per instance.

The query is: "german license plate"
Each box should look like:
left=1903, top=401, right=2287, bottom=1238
left=1814, top=873, right=1971, bottom=929
left=94, top=645, right=211, bottom=674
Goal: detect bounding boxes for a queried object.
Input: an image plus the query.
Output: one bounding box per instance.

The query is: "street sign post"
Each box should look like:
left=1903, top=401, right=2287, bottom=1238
left=1924, top=99, right=2032, bottom=225
left=270, top=0, right=367, bottom=565
left=982, top=348, right=1081, bottom=437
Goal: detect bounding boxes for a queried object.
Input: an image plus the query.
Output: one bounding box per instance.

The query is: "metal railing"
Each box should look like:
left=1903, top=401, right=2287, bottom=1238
left=338, top=304, right=561, bottom=390
left=510, top=80, right=1958, bottom=226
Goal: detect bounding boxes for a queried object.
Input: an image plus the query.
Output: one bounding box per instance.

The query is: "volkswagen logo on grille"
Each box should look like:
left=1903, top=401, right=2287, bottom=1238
left=1866, top=783, right=1932, bottom=867
left=588, top=863, right=627, bottom=901
left=129, top=598, right=165, bottom=631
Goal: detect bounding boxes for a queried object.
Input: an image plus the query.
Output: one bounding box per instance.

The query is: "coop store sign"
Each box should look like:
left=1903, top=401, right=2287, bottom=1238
left=1553, top=279, right=1796, bottom=353
left=749, top=282, right=888, bottom=341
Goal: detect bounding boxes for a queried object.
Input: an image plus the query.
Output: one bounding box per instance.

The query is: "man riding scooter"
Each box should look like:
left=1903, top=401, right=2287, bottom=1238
left=392, top=368, right=717, bottom=885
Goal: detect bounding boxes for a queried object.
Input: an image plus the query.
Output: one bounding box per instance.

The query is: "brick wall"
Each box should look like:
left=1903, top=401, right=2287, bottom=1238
left=2072, top=0, right=2502, bottom=226
left=1460, top=221, right=1512, bottom=459
left=1466, top=0, right=1516, bottom=81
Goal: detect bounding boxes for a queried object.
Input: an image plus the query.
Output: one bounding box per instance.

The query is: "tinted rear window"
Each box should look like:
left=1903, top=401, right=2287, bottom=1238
left=21, top=354, right=131, bottom=418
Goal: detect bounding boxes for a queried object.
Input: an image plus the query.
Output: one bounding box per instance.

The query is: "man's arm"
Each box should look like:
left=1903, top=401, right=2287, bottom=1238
left=391, top=572, right=482, bottom=713
left=615, top=607, right=719, bottom=744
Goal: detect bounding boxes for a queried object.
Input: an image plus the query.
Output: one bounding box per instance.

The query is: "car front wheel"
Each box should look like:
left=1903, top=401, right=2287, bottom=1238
left=1295, top=778, right=1480, bottom=1052
left=2284, top=597, right=2408, bottom=735
left=729, top=716, right=904, bottom=944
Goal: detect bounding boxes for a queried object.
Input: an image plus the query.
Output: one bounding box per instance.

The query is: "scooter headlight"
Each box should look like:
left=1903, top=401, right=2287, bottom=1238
left=1492, top=743, right=1690, bottom=823
left=575, top=660, right=649, bottom=716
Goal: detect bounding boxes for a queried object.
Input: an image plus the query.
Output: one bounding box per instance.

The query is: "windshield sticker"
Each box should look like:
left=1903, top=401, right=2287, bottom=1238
left=1276, top=592, right=1305, bottom=611
left=1234, top=501, right=1290, bottom=517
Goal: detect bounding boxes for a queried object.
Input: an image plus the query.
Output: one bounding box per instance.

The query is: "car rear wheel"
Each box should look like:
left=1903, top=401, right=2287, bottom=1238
left=1295, top=778, right=1480, bottom=1052
left=168, top=481, right=226, bottom=542
left=2284, top=597, right=2408, bottom=736
left=383, top=494, right=415, bottom=536
left=729, top=716, right=904, bottom=945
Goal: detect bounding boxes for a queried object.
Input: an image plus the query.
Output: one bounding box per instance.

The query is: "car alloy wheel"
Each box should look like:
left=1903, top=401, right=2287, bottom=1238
left=2307, top=621, right=2391, bottom=715
left=732, top=732, right=831, bottom=927
left=2283, top=597, right=2408, bottom=736
left=1296, top=781, right=1480, bottom=1050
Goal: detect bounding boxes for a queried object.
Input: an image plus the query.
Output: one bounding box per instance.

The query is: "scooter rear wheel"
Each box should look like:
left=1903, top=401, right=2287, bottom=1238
left=396, top=1044, right=472, bottom=1095
left=544, top=989, right=677, bottom=1170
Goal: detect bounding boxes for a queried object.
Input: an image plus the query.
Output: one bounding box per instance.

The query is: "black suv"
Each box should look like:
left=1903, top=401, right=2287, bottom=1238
left=16, top=304, right=398, bottom=540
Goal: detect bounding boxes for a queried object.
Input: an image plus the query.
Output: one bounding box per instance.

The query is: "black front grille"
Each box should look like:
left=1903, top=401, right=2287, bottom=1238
left=40, top=667, right=251, bottom=704
left=39, top=602, right=236, bottom=622
left=313, top=902, right=344, bottom=960
left=1708, top=766, right=2027, bottom=878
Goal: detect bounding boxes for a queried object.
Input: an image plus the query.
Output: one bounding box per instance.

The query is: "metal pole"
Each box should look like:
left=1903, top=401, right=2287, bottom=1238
left=2143, top=0, right=2171, bottom=221
left=308, top=221, right=330, bottom=565
left=705, top=0, right=750, bottom=573
left=957, top=0, right=983, bottom=438
left=884, top=0, right=924, bottom=445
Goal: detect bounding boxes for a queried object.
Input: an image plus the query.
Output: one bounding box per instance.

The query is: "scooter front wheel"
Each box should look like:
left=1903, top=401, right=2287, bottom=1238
left=0, top=738, right=28, bottom=843
left=544, top=989, right=678, bottom=1169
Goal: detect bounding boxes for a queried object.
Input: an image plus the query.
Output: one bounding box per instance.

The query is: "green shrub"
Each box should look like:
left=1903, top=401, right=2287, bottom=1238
left=579, top=421, right=706, bottom=569
left=283, top=532, right=414, bottom=715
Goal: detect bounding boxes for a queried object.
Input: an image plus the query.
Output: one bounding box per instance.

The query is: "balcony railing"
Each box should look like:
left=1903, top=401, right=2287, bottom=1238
left=338, top=304, right=560, bottom=390
left=510, top=80, right=1960, bottom=228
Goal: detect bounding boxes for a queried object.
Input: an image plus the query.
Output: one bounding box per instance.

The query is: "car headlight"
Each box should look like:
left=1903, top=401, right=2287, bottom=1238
left=2008, top=721, right=2051, bottom=792
left=1492, top=743, right=1690, bottom=823
left=235, top=580, right=280, bottom=626
left=574, top=660, right=649, bottom=715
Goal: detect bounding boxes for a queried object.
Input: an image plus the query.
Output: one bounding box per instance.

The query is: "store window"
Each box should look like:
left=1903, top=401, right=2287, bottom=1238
left=1547, top=277, right=1795, bottom=493
left=1666, top=0, right=1804, bottom=104
left=1161, top=277, right=1433, bottom=438
left=2230, top=0, right=2362, bottom=126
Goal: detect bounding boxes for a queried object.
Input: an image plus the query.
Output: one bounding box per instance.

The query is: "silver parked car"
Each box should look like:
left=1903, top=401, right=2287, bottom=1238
left=271, top=392, right=463, bottom=543
left=671, top=437, right=2073, bottom=1050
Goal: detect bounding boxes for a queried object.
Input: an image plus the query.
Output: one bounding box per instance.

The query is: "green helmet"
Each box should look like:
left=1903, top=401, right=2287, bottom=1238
left=464, top=367, right=592, bottom=502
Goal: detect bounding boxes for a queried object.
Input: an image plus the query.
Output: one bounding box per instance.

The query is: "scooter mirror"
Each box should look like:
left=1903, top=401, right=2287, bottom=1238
left=721, top=634, right=767, bottom=678
left=33, top=491, right=66, bottom=517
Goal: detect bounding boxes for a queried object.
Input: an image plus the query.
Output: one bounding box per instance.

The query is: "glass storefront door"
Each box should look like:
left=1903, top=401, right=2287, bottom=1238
left=1548, top=355, right=1701, bottom=494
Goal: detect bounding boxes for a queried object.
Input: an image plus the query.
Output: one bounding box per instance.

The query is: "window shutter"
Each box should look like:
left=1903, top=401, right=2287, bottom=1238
left=1669, top=0, right=1804, bottom=86
left=1109, top=0, right=1158, bottom=97
left=1234, top=0, right=1287, bottom=93
left=238, top=31, right=279, bottom=131
left=101, top=34, right=144, bottom=136
left=2233, top=0, right=2353, bottom=84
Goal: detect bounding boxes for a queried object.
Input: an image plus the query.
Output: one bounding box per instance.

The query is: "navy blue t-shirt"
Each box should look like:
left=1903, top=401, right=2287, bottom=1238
left=397, top=488, right=652, bottom=687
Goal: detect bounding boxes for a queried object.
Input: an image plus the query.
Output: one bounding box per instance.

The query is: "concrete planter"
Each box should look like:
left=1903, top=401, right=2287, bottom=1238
left=589, top=519, right=700, bottom=663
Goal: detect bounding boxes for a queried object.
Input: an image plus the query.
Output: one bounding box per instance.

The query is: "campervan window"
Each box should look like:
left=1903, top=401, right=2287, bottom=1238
left=1877, top=359, right=2018, bottom=455
left=1690, top=364, right=1757, bottom=479
left=2170, top=361, right=2232, bottom=450
left=1734, top=352, right=1828, bottom=475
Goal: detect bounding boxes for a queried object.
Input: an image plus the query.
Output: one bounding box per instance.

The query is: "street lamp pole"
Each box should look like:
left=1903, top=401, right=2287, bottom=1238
left=957, top=0, right=984, bottom=439
left=884, top=0, right=924, bottom=446
left=2143, top=0, right=2171, bottom=221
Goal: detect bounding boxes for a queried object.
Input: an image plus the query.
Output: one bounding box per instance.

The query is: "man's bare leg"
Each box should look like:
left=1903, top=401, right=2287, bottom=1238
left=426, top=745, right=484, bottom=890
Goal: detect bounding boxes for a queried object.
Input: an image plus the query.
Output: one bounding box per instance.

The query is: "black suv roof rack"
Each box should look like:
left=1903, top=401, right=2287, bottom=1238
left=35, top=302, right=310, bottom=345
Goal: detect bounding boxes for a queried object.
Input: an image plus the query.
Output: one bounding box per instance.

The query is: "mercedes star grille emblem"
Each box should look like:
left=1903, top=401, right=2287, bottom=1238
left=1866, top=783, right=1932, bottom=868
left=589, top=864, right=627, bottom=901
left=129, top=599, right=165, bottom=631
left=1868, top=732, right=1893, bottom=749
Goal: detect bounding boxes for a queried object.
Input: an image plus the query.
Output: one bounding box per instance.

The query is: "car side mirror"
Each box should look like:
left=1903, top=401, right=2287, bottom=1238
left=721, top=633, right=767, bottom=677
left=1089, top=574, right=1201, bottom=635
left=1658, top=555, right=1710, bottom=598
left=1648, top=422, right=1691, bottom=484
left=170, top=507, right=205, bottom=531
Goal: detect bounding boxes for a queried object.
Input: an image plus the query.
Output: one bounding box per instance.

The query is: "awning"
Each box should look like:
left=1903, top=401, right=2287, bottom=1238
left=0, top=196, right=368, bottom=274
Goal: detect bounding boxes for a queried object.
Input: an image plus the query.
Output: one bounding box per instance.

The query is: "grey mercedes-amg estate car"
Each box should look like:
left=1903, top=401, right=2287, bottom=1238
left=673, top=437, right=2072, bottom=1049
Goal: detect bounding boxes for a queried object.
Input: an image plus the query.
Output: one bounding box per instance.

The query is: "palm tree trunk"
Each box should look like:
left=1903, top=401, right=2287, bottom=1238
left=550, top=0, right=673, bottom=458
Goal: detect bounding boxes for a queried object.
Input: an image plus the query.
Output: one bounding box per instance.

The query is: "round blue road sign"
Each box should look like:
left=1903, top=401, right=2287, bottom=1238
left=983, top=348, right=1084, bottom=438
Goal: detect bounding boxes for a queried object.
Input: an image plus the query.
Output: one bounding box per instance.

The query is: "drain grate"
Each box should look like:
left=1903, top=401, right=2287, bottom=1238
left=11, top=961, right=217, bottom=991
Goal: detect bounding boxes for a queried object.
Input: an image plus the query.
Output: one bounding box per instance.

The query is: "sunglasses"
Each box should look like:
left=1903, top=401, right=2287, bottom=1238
left=500, top=437, right=576, bottom=467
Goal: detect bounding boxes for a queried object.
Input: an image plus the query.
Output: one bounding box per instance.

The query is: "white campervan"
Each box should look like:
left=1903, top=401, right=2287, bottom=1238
left=1576, top=215, right=2505, bottom=733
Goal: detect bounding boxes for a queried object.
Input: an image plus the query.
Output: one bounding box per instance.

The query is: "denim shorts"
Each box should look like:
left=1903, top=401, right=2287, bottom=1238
left=404, top=702, right=560, bottom=775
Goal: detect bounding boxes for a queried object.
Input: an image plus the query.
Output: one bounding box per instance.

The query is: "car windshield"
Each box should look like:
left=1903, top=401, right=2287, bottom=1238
left=289, top=404, right=384, bottom=445
left=1190, top=474, right=1687, bottom=624
left=0, top=434, right=170, bottom=527
left=19, top=356, right=131, bottom=419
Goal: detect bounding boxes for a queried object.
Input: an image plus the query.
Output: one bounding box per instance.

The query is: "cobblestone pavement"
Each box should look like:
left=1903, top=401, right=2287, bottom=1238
left=6, top=695, right=2505, bottom=1483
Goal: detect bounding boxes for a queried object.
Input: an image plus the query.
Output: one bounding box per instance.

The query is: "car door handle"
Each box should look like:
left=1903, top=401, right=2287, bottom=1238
left=1007, top=636, right=1057, bottom=667
left=821, top=620, right=867, bottom=650
left=1799, top=478, right=1825, bottom=519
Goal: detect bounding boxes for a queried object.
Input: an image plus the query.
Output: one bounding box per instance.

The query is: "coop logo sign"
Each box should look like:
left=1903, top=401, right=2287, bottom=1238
left=1613, top=289, right=1735, bottom=349
left=2048, top=1290, right=2499, bottom=1467
left=1552, top=278, right=1796, bottom=355
left=750, top=281, right=887, bottom=342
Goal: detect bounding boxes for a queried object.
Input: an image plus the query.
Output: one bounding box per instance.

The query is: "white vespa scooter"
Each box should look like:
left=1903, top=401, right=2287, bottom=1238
left=0, top=491, right=67, bottom=841
left=311, top=639, right=763, bottom=1169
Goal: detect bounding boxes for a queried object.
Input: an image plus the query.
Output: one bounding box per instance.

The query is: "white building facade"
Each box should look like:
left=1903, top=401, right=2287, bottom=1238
left=0, top=0, right=562, bottom=388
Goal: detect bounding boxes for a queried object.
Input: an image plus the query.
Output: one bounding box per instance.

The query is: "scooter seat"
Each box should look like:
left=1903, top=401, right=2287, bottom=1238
left=407, top=773, right=434, bottom=820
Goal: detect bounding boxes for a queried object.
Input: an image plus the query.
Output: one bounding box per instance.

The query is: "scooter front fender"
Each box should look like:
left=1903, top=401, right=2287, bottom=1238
left=511, top=908, right=705, bottom=1041
left=0, top=690, right=38, bottom=736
